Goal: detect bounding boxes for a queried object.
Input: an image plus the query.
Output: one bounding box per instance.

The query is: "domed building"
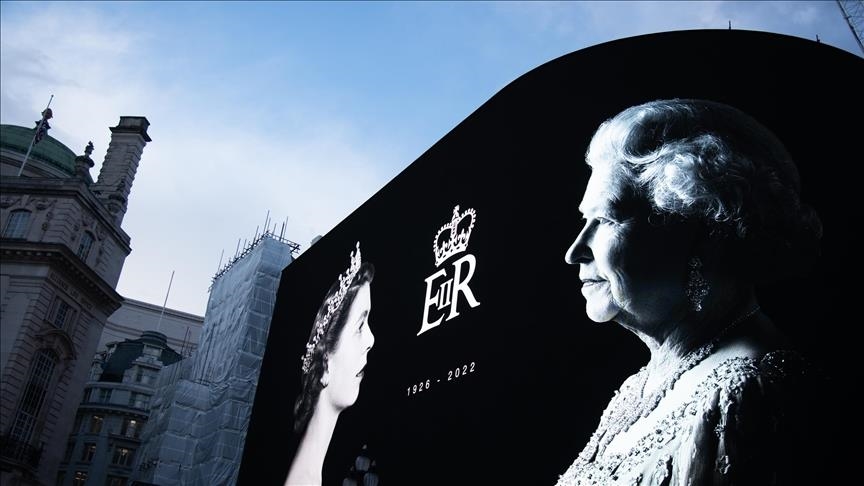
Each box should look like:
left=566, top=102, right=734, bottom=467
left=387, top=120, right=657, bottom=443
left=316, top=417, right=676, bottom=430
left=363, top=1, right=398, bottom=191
left=0, top=125, right=80, bottom=180
left=1, top=117, right=150, bottom=486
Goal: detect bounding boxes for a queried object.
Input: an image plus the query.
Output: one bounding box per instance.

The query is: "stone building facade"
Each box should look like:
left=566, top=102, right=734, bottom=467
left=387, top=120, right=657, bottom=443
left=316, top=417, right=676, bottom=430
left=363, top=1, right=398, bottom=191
left=51, top=300, right=203, bottom=486
left=55, top=331, right=183, bottom=486
left=0, top=117, right=150, bottom=486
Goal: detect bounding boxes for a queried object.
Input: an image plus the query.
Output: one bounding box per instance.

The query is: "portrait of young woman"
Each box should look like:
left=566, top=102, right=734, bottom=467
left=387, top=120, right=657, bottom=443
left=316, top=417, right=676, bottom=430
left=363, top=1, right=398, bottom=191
left=556, top=99, right=827, bottom=485
left=284, top=243, right=376, bottom=486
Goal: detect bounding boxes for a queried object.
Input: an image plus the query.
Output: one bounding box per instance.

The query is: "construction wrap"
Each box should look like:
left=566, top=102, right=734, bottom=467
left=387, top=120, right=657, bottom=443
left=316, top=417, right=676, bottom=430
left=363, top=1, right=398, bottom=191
left=132, top=236, right=293, bottom=486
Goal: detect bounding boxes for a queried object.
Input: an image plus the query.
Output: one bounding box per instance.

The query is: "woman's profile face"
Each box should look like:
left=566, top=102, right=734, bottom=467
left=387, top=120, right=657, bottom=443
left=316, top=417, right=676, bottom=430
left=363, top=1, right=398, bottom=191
left=324, top=283, right=375, bottom=410
left=564, top=166, right=695, bottom=327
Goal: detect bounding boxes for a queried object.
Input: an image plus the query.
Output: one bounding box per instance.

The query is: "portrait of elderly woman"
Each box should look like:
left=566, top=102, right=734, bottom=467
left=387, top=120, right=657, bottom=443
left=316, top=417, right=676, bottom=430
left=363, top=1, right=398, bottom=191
left=285, top=242, right=376, bottom=486
left=557, top=99, right=823, bottom=485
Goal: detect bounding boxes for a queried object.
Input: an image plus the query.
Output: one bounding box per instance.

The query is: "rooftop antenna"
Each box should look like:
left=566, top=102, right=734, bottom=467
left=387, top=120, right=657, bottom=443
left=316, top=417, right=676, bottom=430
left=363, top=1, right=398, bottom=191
left=155, top=270, right=175, bottom=333
left=180, top=326, right=191, bottom=357
left=216, top=249, right=224, bottom=274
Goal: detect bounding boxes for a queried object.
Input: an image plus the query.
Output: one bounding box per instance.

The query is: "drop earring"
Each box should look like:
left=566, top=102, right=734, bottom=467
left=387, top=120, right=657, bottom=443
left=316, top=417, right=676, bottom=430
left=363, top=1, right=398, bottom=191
left=686, top=257, right=710, bottom=312
left=320, top=371, right=329, bottom=388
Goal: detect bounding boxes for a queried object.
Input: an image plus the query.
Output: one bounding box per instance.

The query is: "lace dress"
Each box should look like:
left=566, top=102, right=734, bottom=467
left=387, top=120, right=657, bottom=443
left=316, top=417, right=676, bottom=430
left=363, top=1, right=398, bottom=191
left=556, top=350, right=820, bottom=485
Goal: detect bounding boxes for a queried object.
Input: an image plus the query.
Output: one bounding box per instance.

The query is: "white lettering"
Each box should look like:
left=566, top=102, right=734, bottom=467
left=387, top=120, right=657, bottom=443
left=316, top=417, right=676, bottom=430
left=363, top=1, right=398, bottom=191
left=437, top=279, right=453, bottom=309
left=446, top=254, right=480, bottom=321
left=418, top=268, right=448, bottom=335
left=419, top=254, right=482, bottom=335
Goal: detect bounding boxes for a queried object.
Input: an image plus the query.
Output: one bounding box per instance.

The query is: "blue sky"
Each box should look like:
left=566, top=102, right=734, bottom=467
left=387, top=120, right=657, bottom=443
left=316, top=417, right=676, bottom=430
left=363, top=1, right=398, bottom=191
left=1, top=1, right=859, bottom=315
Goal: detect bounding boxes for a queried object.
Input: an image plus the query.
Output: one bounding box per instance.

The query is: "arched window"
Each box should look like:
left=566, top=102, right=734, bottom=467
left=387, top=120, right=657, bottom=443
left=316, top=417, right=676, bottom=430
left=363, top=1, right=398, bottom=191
left=77, top=231, right=95, bottom=261
left=9, top=349, right=59, bottom=443
left=2, top=209, right=31, bottom=239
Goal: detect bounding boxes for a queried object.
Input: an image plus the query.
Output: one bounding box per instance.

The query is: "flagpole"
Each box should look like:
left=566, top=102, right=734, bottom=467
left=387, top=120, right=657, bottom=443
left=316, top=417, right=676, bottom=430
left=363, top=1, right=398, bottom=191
left=17, top=95, right=54, bottom=177
left=155, top=270, right=175, bottom=333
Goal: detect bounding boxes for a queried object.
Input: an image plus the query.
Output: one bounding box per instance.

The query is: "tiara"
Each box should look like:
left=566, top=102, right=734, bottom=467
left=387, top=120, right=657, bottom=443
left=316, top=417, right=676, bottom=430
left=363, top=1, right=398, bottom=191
left=301, top=242, right=362, bottom=374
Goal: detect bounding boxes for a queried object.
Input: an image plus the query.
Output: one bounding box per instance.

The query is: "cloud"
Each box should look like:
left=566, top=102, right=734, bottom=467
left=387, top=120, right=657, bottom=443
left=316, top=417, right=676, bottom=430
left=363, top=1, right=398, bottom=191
left=118, top=117, right=387, bottom=312
left=491, top=1, right=722, bottom=42
left=491, top=1, right=860, bottom=56
left=1, top=4, right=391, bottom=314
left=4, top=1, right=857, bottom=314
left=1, top=4, right=151, bottom=163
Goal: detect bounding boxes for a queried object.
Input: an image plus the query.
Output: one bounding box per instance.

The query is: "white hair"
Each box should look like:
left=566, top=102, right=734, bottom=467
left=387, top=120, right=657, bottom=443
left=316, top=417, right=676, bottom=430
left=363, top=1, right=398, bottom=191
left=586, top=99, right=821, bottom=281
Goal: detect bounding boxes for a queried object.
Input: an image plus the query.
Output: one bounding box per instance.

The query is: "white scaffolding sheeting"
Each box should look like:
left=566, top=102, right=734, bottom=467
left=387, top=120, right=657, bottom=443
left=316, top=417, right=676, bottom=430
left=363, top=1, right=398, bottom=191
left=132, top=236, right=293, bottom=486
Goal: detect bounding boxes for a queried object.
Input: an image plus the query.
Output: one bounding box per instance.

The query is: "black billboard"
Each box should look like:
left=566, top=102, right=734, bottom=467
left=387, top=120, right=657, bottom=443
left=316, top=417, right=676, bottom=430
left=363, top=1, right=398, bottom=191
left=240, top=30, right=862, bottom=485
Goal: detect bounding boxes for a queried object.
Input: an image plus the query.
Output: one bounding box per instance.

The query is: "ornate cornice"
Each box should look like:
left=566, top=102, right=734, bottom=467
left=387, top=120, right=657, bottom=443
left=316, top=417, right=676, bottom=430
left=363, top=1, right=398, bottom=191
left=0, top=240, right=123, bottom=311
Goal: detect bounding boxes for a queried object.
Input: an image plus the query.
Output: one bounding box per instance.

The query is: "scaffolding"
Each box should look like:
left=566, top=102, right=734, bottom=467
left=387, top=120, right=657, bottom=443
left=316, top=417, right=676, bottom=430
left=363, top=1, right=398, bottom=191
left=132, top=234, right=294, bottom=486
left=837, top=0, right=864, bottom=54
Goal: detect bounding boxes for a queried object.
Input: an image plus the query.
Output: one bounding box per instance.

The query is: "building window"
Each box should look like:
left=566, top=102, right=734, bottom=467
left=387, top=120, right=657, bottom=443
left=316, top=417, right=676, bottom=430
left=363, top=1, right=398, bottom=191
left=135, top=366, right=155, bottom=385
left=120, top=418, right=140, bottom=438
left=9, top=349, right=58, bottom=443
left=77, top=231, right=95, bottom=261
left=89, top=415, right=104, bottom=434
left=81, top=442, right=96, bottom=462
left=49, top=298, right=76, bottom=330
left=134, top=367, right=153, bottom=385
left=129, top=392, right=150, bottom=410
left=2, top=209, right=30, bottom=239
left=106, top=476, right=128, bottom=486
left=98, top=388, right=113, bottom=403
left=112, top=447, right=134, bottom=467
left=63, top=441, right=75, bottom=462
left=72, top=471, right=88, bottom=486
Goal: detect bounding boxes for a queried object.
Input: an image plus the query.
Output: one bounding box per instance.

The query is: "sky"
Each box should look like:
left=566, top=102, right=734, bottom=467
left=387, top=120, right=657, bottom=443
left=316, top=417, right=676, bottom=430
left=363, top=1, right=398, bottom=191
left=1, top=1, right=860, bottom=316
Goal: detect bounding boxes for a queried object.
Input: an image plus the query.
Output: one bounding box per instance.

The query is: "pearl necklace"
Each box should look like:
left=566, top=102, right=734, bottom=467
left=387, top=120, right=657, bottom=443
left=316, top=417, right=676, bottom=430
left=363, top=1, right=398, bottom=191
left=589, top=306, right=761, bottom=458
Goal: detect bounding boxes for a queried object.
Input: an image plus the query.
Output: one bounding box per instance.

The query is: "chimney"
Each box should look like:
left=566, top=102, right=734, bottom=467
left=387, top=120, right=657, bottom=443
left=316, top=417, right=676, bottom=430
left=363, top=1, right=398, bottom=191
left=93, top=116, right=151, bottom=226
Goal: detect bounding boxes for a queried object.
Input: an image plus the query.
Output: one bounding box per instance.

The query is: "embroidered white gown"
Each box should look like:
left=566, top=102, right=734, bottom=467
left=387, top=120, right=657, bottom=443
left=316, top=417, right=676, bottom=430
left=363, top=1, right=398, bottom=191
left=556, top=350, right=818, bottom=486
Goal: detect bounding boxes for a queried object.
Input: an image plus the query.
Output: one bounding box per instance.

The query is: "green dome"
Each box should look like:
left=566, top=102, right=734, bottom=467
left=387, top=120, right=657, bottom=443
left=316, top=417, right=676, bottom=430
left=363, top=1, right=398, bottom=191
left=0, top=124, right=76, bottom=176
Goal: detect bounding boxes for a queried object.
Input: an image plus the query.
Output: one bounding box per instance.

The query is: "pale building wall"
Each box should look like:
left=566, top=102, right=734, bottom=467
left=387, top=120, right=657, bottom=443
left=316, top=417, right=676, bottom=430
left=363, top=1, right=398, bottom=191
left=99, top=299, right=204, bottom=357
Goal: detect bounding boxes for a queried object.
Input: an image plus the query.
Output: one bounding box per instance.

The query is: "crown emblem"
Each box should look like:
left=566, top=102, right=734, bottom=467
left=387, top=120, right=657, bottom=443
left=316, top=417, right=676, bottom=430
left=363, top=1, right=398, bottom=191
left=433, top=205, right=476, bottom=267
left=301, top=241, right=362, bottom=374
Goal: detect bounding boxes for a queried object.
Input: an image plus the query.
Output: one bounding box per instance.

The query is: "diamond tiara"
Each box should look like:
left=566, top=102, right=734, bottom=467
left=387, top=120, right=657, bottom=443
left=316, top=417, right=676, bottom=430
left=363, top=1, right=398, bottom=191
left=433, top=205, right=476, bottom=267
left=301, top=241, right=362, bottom=374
